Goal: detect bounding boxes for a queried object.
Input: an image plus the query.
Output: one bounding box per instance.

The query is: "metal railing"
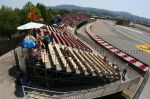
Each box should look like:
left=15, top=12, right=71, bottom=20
left=132, top=69, right=149, bottom=99
left=0, top=35, right=24, bottom=56
left=22, top=77, right=140, bottom=99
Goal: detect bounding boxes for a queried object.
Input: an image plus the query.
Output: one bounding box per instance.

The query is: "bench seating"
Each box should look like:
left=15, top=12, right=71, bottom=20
left=48, top=44, right=61, bottom=71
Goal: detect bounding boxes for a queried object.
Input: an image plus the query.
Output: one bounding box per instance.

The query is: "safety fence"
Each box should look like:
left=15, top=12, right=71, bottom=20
left=132, top=69, right=149, bottom=99
left=22, top=76, right=140, bottom=99
left=0, top=35, right=24, bottom=56
left=84, top=22, right=148, bottom=76
left=74, top=21, right=150, bottom=99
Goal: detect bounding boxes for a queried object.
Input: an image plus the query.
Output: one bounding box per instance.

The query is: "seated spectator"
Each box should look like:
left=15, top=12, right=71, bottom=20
left=113, top=64, right=119, bottom=71
left=64, top=47, right=71, bottom=57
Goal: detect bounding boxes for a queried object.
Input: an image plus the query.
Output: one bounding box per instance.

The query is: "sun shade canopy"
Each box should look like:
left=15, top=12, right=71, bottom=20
left=17, top=22, right=45, bottom=30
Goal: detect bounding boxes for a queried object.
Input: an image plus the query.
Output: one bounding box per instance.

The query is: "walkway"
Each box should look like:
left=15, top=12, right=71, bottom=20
left=0, top=50, right=24, bottom=99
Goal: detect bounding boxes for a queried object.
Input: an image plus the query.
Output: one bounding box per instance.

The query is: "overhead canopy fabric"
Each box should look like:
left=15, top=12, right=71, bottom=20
left=17, top=22, right=45, bottom=30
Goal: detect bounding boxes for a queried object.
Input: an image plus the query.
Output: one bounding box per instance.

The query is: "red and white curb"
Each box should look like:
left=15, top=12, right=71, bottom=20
left=86, top=24, right=149, bottom=73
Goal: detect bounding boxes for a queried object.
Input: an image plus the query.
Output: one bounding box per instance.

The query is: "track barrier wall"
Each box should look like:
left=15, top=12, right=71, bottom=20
left=84, top=22, right=149, bottom=76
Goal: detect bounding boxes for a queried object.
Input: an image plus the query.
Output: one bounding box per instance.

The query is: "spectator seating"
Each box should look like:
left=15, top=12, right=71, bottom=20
left=33, top=23, right=120, bottom=82
left=40, top=44, right=120, bottom=81
left=48, top=26, right=62, bottom=34
left=46, top=26, right=92, bottom=52
left=59, top=13, right=88, bottom=28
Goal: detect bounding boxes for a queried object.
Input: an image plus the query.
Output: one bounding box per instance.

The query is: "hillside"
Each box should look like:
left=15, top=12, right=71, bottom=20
left=48, top=5, right=150, bottom=25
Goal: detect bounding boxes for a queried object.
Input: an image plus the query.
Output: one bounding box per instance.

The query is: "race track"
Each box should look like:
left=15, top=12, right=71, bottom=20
left=91, top=19, right=150, bottom=65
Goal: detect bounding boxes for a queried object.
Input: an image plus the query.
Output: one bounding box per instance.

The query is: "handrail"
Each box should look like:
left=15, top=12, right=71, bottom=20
left=132, top=69, right=149, bottom=99
left=23, top=77, right=139, bottom=98
left=22, top=86, right=68, bottom=94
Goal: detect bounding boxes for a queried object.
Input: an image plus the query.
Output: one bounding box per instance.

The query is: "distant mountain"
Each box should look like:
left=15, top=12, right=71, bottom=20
left=48, top=5, right=150, bottom=25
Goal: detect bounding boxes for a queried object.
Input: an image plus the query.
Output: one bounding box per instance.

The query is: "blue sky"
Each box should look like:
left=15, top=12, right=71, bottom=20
left=0, top=0, right=149, bottom=18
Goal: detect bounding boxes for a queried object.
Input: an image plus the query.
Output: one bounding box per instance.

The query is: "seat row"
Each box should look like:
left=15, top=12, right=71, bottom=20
left=42, top=44, right=120, bottom=80
left=47, top=26, right=92, bottom=52
left=48, top=26, right=62, bottom=34
left=59, top=13, right=88, bottom=28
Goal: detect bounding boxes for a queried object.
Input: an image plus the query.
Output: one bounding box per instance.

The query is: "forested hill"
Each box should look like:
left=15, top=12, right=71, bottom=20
left=49, top=4, right=150, bottom=26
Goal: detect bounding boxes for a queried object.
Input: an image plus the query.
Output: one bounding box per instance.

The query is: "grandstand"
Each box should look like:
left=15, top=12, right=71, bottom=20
left=17, top=12, right=147, bottom=99
left=59, top=12, right=88, bottom=29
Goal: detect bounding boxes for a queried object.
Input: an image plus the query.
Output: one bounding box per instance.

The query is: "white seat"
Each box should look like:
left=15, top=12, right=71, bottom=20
left=55, top=44, right=72, bottom=72
left=74, top=50, right=94, bottom=74
left=68, top=47, right=87, bottom=71
left=80, top=51, right=101, bottom=75
left=48, top=44, right=61, bottom=70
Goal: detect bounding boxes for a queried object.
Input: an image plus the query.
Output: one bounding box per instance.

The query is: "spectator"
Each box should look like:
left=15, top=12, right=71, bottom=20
left=32, top=28, right=36, bottom=38
left=32, top=48, right=38, bottom=56
left=113, top=64, right=120, bottom=72
left=64, top=47, right=71, bottom=57
left=15, top=69, right=21, bottom=86
left=50, top=33, right=54, bottom=44
left=43, top=33, right=51, bottom=53
left=103, top=55, right=107, bottom=62
left=114, top=64, right=118, bottom=70
left=44, top=33, right=51, bottom=43
left=122, top=63, right=128, bottom=80
left=20, top=74, right=29, bottom=86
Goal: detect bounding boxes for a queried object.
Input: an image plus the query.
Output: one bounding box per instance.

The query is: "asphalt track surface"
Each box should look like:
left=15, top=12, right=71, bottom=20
left=91, top=20, right=150, bottom=66
left=90, top=20, right=150, bottom=99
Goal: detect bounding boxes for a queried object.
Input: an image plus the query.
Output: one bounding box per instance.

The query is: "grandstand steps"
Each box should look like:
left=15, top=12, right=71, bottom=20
left=60, top=34, right=70, bottom=46
left=37, top=43, right=120, bottom=82
left=41, top=50, right=52, bottom=69
left=27, top=90, right=52, bottom=99
left=48, top=44, right=62, bottom=71
left=73, top=49, right=93, bottom=75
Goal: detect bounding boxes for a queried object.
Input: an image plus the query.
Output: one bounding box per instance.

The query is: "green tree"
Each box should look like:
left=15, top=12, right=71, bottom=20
left=0, top=6, right=21, bottom=38
left=22, top=1, right=41, bottom=21
left=58, top=9, right=71, bottom=15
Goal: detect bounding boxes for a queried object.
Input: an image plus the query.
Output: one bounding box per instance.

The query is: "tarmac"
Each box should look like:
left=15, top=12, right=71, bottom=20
left=91, top=19, right=150, bottom=65
left=89, top=19, right=150, bottom=99
left=0, top=50, right=24, bottom=99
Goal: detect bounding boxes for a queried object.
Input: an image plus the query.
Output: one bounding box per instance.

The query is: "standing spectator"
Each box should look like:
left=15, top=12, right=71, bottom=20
left=50, top=33, right=54, bottom=44
left=122, top=63, right=128, bottom=80
left=43, top=33, right=51, bottom=53
left=32, top=28, right=36, bottom=38
left=103, top=55, right=107, bottom=62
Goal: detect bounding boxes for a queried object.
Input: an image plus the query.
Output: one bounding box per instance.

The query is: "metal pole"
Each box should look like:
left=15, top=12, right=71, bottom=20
left=22, top=86, right=27, bottom=99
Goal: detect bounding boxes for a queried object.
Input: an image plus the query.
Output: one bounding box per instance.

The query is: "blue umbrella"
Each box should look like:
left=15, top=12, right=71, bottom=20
left=21, top=39, right=36, bottom=48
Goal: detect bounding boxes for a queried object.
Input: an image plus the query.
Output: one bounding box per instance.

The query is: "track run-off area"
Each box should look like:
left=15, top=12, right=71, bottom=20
left=91, top=19, right=150, bottom=66
left=89, top=19, right=150, bottom=99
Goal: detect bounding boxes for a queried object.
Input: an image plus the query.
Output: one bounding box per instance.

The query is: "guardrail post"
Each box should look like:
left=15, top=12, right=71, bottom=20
left=132, top=70, right=149, bottom=99
left=22, top=86, right=27, bottom=99
left=101, top=87, right=106, bottom=97
left=116, top=83, right=121, bottom=93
